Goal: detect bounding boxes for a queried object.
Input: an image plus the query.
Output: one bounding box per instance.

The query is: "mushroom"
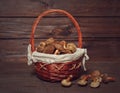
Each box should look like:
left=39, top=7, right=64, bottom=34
left=90, top=70, right=101, bottom=77
left=101, top=73, right=115, bottom=84
left=89, top=70, right=102, bottom=88
left=59, top=40, right=67, bottom=49
left=77, top=75, right=90, bottom=86
left=90, top=76, right=103, bottom=88
left=54, top=49, right=60, bottom=55
left=43, top=44, right=55, bottom=54
left=36, top=41, right=46, bottom=52
left=61, top=75, right=73, bottom=87
left=45, top=38, right=55, bottom=45
left=66, top=43, right=77, bottom=53
left=54, top=42, right=71, bottom=54
left=90, top=78, right=100, bottom=88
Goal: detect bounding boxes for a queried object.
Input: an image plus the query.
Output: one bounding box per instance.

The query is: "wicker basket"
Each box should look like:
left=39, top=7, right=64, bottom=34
left=28, top=9, right=87, bottom=82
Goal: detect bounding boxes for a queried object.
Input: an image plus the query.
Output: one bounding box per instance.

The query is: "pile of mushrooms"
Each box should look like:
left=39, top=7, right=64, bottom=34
left=77, top=70, right=115, bottom=88
left=61, top=70, right=115, bottom=88
left=36, top=38, right=77, bottom=55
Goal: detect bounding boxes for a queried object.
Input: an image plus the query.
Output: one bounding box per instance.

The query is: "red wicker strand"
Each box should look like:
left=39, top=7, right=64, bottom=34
left=29, top=9, right=83, bottom=82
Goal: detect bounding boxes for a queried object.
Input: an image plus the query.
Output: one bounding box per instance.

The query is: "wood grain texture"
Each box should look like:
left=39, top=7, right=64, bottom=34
left=0, top=0, right=120, bottom=93
left=0, top=0, right=120, bottom=17
left=0, top=17, right=120, bottom=39
left=0, top=60, right=120, bottom=93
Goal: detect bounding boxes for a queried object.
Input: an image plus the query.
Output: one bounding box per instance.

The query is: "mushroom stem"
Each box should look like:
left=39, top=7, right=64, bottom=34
left=61, top=75, right=73, bottom=87
left=54, top=49, right=60, bottom=55
left=66, top=75, right=73, bottom=81
left=77, top=75, right=90, bottom=86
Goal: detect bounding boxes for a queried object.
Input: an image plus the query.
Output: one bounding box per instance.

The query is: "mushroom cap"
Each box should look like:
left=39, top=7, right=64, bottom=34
left=36, top=42, right=46, bottom=52
left=77, top=80, right=87, bottom=86
left=59, top=40, right=67, bottom=48
left=92, top=77, right=102, bottom=83
left=66, top=43, right=77, bottom=53
left=54, top=43, right=64, bottom=51
left=61, top=79, right=72, bottom=87
left=102, top=74, right=115, bottom=83
left=45, top=38, right=55, bottom=45
left=91, top=70, right=101, bottom=77
left=43, top=45, right=55, bottom=54
left=39, top=41, right=46, bottom=47
left=90, top=81, right=100, bottom=88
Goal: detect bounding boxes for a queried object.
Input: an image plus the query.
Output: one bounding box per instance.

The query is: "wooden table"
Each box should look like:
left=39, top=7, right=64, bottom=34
left=0, top=0, right=120, bottom=93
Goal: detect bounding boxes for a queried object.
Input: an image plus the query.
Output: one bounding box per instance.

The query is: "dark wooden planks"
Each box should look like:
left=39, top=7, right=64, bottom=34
left=0, top=0, right=120, bottom=17
left=0, top=60, right=120, bottom=93
left=0, top=17, right=120, bottom=39
left=0, top=0, right=120, bottom=93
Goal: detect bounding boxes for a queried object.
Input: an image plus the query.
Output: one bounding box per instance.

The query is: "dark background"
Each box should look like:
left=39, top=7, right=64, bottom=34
left=0, top=0, right=120, bottom=93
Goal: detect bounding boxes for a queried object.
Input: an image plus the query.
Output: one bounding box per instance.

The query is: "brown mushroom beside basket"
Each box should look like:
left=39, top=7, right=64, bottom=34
left=28, top=9, right=88, bottom=82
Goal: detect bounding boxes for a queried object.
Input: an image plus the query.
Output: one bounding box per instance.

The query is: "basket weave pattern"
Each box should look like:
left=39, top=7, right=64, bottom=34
left=30, top=9, right=83, bottom=82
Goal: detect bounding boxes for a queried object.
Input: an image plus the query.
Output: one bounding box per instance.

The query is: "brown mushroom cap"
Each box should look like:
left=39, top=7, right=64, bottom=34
left=45, top=38, right=55, bottom=45
left=91, top=70, right=101, bottom=77
left=77, top=80, right=87, bottom=86
left=59, top=40, right=67, bottom=49
left=102, top=74, right=115, bottom=83
left=54, top=43, right=64, bottom=51
left=61, top=79, right=72, bottom=87
left=77, top=75, right=89, bottom=86
left=43, top=45, right=55, bottom=54
left=36, top=42, right=46, bottom=52
left=61, top=75, right=73, bottom=87
left=66, top=43, right=77, bottom=53
left=90, top=81, right=100, bottom=88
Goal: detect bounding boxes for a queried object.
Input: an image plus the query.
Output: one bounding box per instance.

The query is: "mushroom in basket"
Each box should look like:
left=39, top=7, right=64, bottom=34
left=36, top=38, right=77, bottom=55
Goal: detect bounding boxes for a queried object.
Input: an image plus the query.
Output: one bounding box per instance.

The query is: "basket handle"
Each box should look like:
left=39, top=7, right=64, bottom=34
left=30, top=9, right=82, bottom=52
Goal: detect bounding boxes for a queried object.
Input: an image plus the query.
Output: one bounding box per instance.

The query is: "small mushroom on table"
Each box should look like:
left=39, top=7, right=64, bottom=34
left=77, top=75, right=90, bottom=86
left=101, top=73, right=115, bottom=84
left=90, top=77, right=101, bottom=88
left=89, top=70, right=102, bottom=88
left=61, top=75, right=73, bottom=87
